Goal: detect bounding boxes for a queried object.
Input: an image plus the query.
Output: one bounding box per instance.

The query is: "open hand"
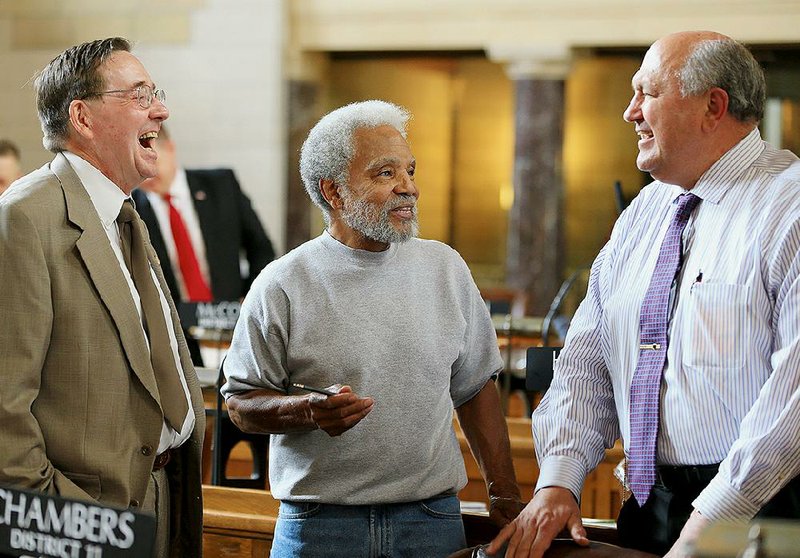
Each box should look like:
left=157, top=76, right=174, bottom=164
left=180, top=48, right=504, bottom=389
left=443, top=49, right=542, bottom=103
left=485, top=487, right=588, bottom=558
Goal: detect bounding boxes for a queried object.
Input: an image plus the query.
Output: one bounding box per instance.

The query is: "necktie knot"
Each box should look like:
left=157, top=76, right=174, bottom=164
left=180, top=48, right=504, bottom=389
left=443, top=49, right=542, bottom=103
left=117, top=199, right=137, bottom=225
left=674, top=193, right=700, bottom=223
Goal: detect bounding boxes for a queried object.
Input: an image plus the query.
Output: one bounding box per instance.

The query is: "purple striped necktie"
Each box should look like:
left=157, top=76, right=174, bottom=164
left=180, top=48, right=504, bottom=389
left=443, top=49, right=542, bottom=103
left=628, top=192, right=701, bottom=506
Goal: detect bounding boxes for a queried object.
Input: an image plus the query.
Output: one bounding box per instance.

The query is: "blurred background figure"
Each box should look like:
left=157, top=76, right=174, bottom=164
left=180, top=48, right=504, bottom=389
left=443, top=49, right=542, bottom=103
left=133, top=126, right=275, bottom=364
left=0, top=139, right=22, bottom=195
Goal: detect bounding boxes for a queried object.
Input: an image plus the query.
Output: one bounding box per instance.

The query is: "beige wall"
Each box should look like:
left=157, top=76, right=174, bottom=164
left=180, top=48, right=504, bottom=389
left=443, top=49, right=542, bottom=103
left=293, top=0, right=800, bottom=52
left=0, top=0, right=287, bottom=252
left=2, top=1, right=800, bottom=265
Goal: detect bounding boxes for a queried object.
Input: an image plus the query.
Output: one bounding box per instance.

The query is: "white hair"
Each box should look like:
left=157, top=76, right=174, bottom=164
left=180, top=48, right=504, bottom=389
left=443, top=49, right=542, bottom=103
left=299, top=100, right=410, bottom=221
left=679, top=38, right=765, bottom=123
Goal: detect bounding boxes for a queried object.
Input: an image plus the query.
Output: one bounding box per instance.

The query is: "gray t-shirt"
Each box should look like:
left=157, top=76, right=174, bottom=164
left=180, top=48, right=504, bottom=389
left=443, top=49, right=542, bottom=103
left=222, top=231, right=503, bottom=504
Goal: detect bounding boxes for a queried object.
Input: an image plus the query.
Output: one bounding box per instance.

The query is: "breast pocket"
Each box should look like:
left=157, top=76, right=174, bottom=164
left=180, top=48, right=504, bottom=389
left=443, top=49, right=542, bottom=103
left=681, top=283, right=750, bottom=369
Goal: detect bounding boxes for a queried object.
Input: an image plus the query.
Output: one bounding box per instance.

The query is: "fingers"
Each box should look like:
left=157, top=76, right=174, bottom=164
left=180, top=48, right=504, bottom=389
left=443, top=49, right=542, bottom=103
left=527, top=520, right=559, bottom=558
left=504, top=517, right=541, bottom=558
left=498, top=488, right=581, bottom=558
left=567, top=513, right=589, bottom=546
left=308, top=387, right=374, bottom=436
left=486, top=522, right=514, bottom=555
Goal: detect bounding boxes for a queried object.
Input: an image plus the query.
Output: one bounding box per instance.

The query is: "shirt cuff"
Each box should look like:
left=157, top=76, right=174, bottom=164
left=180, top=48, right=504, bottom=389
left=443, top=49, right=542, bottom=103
left=535, top=455, right=586, bottom=502
left=692, top=473, right=760, bottom=521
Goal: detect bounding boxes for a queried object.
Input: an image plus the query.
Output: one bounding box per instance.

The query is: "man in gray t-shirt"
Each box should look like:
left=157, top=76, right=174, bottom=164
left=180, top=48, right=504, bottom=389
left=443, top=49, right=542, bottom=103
left=222, top=100, right=523, bottom=557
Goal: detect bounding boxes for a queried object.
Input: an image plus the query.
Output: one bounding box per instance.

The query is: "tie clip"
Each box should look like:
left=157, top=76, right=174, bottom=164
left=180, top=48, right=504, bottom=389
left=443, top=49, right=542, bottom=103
left=639, top=343, right=661, bottom=350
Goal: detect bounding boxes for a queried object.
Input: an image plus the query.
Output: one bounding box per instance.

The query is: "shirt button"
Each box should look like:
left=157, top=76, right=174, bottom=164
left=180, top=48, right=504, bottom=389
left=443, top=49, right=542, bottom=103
left=140, top=445, right=153, bottom=456
left=130, top=499, right=140, bottom=508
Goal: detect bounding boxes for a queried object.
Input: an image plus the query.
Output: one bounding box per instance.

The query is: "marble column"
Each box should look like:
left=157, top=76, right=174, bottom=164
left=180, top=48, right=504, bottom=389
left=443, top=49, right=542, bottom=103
left=492, top=48, right=571, bottom=316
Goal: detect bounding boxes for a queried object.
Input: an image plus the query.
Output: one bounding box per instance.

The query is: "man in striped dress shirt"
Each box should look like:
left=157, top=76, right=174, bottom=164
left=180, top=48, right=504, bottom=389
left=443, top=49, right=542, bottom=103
left=489, top=31, right=800, bottom=558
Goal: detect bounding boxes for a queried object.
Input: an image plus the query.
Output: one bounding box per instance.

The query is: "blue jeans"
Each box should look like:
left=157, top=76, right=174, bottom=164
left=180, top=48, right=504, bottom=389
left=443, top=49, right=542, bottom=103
left=271, top=495, right=467, bottom=557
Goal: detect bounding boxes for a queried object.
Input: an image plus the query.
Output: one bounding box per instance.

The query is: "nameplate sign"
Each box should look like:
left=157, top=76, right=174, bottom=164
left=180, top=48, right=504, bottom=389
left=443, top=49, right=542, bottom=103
left=0, top=485, right=155, bottom=558
left=178, top=301, right=241, bottom=331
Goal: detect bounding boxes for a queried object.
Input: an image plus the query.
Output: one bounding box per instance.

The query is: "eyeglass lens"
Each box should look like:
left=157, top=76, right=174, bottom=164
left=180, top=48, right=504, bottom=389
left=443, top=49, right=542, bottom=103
left=136, top=85, right=165, bottom=108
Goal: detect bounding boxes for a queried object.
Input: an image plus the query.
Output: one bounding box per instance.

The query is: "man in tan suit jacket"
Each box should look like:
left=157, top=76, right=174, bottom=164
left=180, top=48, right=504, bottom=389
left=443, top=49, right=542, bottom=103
left=0, top=38, right=204, bottom=557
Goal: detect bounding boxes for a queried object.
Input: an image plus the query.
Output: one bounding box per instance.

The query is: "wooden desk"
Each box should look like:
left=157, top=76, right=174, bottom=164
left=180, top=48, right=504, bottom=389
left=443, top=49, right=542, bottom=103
left=203, top=485, right=279, bottom=557
left=203, top=486, right=626, bottom=558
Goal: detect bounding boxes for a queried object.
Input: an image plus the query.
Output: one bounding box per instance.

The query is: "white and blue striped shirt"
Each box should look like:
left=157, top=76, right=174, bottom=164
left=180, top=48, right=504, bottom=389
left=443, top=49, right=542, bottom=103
left=532, top=128, right=800, bottom=521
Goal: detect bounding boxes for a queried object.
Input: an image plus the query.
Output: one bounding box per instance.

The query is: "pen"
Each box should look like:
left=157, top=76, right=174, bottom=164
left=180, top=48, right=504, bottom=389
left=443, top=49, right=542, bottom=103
left=291, top=383, right=337, bottom=396
left=691, top=269, right=703, bottom=293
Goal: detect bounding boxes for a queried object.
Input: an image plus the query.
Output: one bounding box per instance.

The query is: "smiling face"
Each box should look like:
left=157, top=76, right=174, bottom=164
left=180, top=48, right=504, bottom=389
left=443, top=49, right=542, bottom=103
left=329, top=125, right=418, bottom=251
left=622, top=35, right=710, bottom=188
left=71, top=51, right=168, bottom=194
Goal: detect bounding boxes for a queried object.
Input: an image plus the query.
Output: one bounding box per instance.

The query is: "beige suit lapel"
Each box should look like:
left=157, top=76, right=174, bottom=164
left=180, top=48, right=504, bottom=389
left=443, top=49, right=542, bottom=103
left=51, top=153, right=161, bottom=404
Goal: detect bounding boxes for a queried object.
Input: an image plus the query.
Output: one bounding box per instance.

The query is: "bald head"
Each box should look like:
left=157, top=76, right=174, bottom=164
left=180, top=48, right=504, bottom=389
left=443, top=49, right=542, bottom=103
left=623, top=31, right=765, bottom=188
left=647, top=31, right=766, bottom=123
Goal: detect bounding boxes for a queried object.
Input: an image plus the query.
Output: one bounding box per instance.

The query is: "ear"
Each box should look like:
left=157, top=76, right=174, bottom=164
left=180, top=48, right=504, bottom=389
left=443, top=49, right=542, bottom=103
left=68, top=99, right=94, bottom=141
left=319, top=178, right=343, bottom=211
left=702, top=87, right=729, bottom=132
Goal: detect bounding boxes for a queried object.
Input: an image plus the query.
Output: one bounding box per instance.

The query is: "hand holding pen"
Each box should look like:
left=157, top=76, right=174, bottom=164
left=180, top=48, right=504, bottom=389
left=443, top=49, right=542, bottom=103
left=292, top=383, right=373, bottom=437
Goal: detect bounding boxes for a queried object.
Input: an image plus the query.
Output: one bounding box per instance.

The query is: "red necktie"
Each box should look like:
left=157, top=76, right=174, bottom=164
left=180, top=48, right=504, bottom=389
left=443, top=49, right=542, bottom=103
left=164, top=194, right=213, bottom=302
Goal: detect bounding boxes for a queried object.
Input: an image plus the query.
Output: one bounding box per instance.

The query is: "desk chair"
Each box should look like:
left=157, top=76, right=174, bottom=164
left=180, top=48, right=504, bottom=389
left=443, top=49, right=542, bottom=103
left=211, top=365, right=270, bottom=489
left=526, top=346, right=562, bottom=395
left=541, top=266, right=590, bottom=346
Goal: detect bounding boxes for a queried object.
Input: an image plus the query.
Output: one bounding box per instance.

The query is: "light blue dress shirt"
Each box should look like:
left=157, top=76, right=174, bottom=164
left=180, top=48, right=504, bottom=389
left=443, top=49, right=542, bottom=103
left=533, top=128, right=800, bottom=521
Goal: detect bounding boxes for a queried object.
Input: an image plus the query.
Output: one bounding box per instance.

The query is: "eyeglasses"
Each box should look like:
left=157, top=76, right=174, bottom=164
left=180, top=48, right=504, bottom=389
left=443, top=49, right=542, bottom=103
left=82, top=84, right=166, bottom=109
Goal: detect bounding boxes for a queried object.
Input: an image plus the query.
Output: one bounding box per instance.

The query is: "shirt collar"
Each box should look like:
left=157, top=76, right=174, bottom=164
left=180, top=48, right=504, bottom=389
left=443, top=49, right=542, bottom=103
left=62, top=151, right=129, bottom=227
left=689, top=127, right=764, bottom=205
left=169, top=168, right=190, bottom=201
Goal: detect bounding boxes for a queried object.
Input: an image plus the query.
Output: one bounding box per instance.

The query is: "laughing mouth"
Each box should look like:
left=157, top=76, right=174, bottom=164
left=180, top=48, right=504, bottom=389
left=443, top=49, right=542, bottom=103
left=139, top=131, right=158, bottom=149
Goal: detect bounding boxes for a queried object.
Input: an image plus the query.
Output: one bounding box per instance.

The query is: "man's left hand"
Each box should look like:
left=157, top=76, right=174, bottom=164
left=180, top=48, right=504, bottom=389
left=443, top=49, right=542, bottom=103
left=664, top=509, right=709, bottom=558
left=489, top=495, right=526, bottom=527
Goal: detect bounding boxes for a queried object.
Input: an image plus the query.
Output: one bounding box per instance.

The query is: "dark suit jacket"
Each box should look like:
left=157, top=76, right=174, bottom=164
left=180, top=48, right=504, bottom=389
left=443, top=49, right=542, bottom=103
left=0, top=153, right=204, bottom=557
left=132, top=168, right=275, bottom=304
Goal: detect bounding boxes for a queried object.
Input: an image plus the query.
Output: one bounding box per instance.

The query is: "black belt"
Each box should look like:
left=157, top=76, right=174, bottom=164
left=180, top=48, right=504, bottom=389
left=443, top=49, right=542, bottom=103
left=654, top=463, right=719, bottom=491
left=152, top=449, right=173, bottom=471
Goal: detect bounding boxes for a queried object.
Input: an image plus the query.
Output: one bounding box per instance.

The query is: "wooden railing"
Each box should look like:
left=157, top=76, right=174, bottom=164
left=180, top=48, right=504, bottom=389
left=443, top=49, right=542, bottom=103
left=456, top=417, right=624, bottom=519
left=216, top=416, right=624, bottom=520
left=203, top=486, right=279, bottom=557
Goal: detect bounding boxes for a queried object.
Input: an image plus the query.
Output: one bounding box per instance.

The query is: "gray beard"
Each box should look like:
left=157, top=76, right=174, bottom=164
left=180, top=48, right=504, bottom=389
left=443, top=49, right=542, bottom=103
left=340, top=191, right=419, bottom=244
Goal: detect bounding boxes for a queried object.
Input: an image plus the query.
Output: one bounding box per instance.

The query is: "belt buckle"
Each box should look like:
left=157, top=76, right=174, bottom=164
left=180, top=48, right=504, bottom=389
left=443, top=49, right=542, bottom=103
left=615, top=458, right=631, bottom=505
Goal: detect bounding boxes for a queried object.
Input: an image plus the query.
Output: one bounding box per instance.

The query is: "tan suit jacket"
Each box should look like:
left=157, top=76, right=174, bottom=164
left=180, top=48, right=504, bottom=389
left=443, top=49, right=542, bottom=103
left=0, top=153, right=205, bottom=557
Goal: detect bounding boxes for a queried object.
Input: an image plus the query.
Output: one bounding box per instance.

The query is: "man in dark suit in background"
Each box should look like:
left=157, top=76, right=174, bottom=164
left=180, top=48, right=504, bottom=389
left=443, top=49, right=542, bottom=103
left=133, top=126, right=275, bottom=364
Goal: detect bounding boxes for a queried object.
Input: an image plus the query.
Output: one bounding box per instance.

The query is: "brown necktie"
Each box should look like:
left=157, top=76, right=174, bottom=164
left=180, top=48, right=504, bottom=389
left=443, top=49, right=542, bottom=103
left=117, top=199, right=189, bottom=431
